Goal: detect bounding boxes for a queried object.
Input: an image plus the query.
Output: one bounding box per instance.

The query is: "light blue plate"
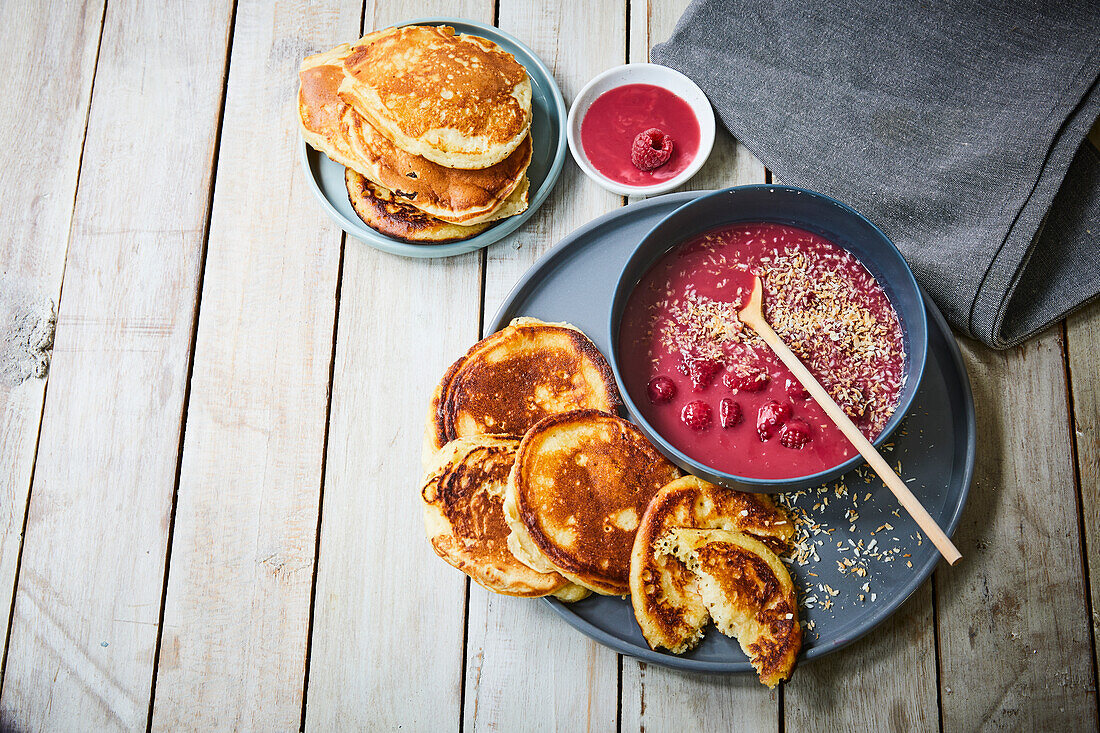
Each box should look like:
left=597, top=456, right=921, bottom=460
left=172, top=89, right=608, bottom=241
left=300, top=17, right=567, bottom=258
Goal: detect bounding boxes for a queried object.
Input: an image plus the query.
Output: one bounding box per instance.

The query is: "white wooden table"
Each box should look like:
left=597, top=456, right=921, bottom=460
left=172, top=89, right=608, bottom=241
left=2, top=1, right=1098, bottom=730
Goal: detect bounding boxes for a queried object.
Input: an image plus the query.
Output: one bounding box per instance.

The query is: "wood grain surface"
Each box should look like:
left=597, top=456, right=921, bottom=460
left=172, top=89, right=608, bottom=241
left=304, top=2, right=491, bottom=730
left=148, top=0, right=349, bottom=729
left=0, top=0, right=106, bottom=693
left=0, top=0, right=233, bottom=728
left=938, top=333, right=1097, bottom=731
left=462, top=3, right=624, bottom=731
left=0, top=1, right=1096, bottom=730
left=1065, top=299, right=1100, bottom=719
left=617, top=4, right=782, bottom=732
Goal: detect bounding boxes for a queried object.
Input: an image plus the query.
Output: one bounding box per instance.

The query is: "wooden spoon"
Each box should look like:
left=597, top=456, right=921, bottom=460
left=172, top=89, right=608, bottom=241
left=738, top=276, right=962, bottom=565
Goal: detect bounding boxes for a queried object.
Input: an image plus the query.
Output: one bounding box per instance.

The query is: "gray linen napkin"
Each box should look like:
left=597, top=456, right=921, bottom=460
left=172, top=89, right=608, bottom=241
left=652, top=0, right=1100, bottom=348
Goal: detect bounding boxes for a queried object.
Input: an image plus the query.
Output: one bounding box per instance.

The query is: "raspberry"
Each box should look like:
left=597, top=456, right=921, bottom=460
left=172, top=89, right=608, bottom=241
left=681, top=401, right=712, bottom=430
left=779, top=419, right=812, bottom=449
left=756, top=400, right=792, bottom=441
left=647, top=376, right=677, bottom=404
left=724, top=368, right=769, bottom=392
left=678, top=354, right=721, bottom=391
left=719, top=398, right=742, bottom=428
left=786, top=377, right=809, bottom=400
left=631, top=128, right=674, bottom=171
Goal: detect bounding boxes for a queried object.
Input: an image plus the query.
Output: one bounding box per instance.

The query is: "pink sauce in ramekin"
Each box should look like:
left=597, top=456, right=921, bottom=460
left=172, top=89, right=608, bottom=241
left=580, top=83, right=700, bottom=185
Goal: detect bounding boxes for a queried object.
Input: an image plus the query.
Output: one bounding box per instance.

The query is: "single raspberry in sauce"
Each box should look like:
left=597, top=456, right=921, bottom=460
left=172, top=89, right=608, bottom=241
left=678, top=354, right=721, bottom=391
left=631, top=128, right=674, bottom=171
left=785, top=376, right=810, bottom=400
left=779, top=419, right=812, bottom=449
left=646, top=376, right=677, bottom=404
left=756, top=400, right=792, bottom=441
left=724, top=368, right=769, bottom=393
left=719, top=398, right=742, bottom=428
left=681, top=401, right=712, bottom=430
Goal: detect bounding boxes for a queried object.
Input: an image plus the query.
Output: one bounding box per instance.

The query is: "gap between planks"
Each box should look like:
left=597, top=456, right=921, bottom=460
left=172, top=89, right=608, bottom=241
left=0, top=0, right=111, bottom=686
left=144, top=1, right=240, bottom=729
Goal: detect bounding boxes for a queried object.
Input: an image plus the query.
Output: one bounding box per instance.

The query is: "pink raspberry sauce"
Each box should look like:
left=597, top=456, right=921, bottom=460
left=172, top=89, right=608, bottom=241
left=618, top=223, right=907, bottom=480
left=580, top=84, right=700, bottom=186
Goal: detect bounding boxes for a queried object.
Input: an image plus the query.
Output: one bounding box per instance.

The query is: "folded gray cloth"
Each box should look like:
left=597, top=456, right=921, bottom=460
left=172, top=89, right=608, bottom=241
left=653, top=0, right=1100, bottom=348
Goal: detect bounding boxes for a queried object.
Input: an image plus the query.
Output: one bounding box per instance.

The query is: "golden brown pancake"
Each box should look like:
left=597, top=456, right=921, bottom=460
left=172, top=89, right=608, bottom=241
left=663, top=528, right=801, bottom=688
left=422, top=318, right=623, bottom=467
left=339, top=25, right=532, bottom=169
left=630, top=476, right=794, bottom=654
left=298, top=45, right=531, bottom=225
left=345, top=169, right=528, bottom=243
left=503, top=410, right=681, bottom=596
left=421, top=437, right=587, bottom=599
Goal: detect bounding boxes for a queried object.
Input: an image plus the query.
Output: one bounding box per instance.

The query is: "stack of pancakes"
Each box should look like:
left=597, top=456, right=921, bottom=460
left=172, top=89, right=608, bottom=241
left=298, top=25, right=533, bottom=243
left=420, top=318, right=804, bottom=686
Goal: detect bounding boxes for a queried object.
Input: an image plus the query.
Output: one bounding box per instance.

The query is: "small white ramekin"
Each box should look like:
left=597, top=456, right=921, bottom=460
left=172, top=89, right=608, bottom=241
left=567, top=63, right=716, bottom=196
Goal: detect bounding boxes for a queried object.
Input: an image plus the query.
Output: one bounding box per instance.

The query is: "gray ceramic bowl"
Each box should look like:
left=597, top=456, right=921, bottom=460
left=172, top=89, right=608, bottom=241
left=608, top=185, right=928, bottom=493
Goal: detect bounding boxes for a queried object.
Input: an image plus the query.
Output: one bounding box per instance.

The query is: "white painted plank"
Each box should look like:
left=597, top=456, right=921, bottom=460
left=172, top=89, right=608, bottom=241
left=480, top=3, right=627, bottom=319
left=303, top=1, right=492, bottom=730
left=0, top=0, right=105, bottom=686
left=0, top=0, right=233, bottom=729
left=936, top=333, right=1097, bottom=730
left=148, top=0, right=357, bottom=729
left=619, top=4, right=775, bottom=730
left=462, top=3, right=625, bottom=731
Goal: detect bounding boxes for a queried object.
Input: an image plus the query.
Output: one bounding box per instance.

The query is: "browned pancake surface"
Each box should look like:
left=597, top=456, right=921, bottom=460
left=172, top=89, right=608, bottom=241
left=630, top=476, right=793, bottom=654
left=343, top=25, right=529, bottom=145
left=345, top=169, right=491, bottom=243
left=511, top=410, right=681, bottom=595
left=694, top=542, right=799, bottom=685
left=422, top=438, right=570, bottom=596
left=298, top=45, right=531, bottom=224
left=666, top=528, right=800, bottom=687
left=426, top=319, right=622, bottom=458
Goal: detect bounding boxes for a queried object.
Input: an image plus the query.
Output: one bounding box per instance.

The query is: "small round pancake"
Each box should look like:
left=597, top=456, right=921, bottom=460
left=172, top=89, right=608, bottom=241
left=421, top=437, right=585, bottom=598
left=504, top=410, right=681, bottom=596
left=630, top=476, right=793, bottom=654
left=663, top=528, right=801, bottom=688
left=422, top=318, right=622, bottom=467
left=340, top=25, right=532, bottom=169
left=299, top=45, right=532, bottom=224
left=346, top=170, right=518, bottom=243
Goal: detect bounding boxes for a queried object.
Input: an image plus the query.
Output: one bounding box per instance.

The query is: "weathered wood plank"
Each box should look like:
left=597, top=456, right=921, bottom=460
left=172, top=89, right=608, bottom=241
left=0, top=0, right=105, bottom=686
left=936, top=332, right=1097, bottom=730
left=620, top=664, right=778, bottom=733
left=148, top=0, right=357, bottom=729
left=1067, top=296, right=1100, bottom=705
left=619, top=4, right=776, bottom=731
left=303, top=2, right=491, bottom=729
left=461, top=3, right=625, bottom=731
left=1067, top=123, right=1100, bottom=711
left=0, top=0, right=233, bottom=729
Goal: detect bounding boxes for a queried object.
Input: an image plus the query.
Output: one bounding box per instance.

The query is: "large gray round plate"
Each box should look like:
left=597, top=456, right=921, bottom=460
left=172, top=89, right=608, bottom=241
left=489, top=191, right=974, bottom=673
left=300, top=17, right=567, bottom=259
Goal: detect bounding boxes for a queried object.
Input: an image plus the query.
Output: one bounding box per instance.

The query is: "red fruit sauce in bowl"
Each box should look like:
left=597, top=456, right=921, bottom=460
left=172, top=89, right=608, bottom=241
left=579, top=84, right=700, bottom=186
left=567, top=64, right=715, bottom=196
left=609, top=186, right=928, bottom=492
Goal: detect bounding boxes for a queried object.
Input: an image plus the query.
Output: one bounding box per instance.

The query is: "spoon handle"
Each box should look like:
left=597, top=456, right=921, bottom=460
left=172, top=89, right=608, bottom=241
left=744, top=312, right=962, bottom=566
